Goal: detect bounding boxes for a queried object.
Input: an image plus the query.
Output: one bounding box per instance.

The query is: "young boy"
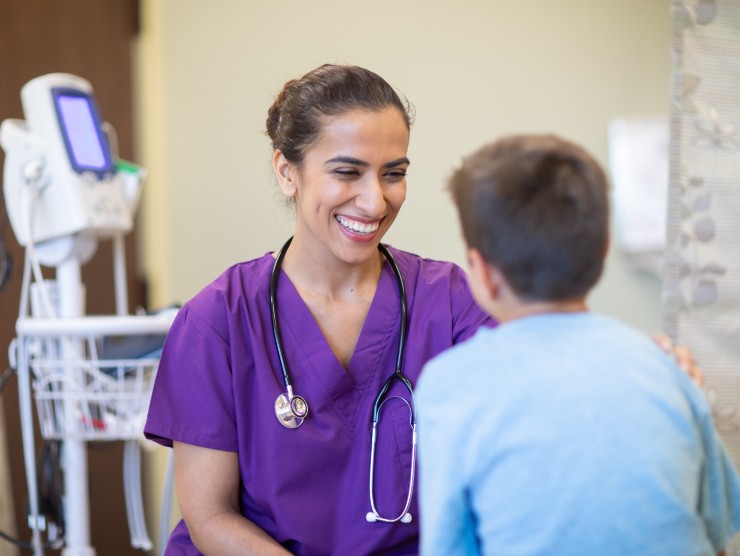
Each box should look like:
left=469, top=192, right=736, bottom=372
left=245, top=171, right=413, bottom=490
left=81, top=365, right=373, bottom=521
left=416, top=134, right=740, bottom=556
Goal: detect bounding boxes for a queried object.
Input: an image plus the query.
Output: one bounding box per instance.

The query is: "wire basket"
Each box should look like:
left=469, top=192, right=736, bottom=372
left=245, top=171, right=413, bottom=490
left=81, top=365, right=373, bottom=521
left=29, top=341, right=158, bottom=440
left=16, top=315, right=172, bottom=441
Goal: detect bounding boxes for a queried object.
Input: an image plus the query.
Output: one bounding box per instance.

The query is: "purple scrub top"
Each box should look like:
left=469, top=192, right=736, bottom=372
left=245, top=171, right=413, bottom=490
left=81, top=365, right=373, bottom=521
left=144, top=246, right=493, bottom=555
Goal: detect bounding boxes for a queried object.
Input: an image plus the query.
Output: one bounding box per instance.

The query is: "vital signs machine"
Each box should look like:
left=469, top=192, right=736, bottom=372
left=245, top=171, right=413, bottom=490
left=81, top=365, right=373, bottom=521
left=1, top=74, right=174, bottom=555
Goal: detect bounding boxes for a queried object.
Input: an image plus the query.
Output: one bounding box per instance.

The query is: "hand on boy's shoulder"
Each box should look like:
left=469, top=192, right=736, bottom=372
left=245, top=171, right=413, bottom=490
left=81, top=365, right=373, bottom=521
left=652, top=333, right=705, bottom=388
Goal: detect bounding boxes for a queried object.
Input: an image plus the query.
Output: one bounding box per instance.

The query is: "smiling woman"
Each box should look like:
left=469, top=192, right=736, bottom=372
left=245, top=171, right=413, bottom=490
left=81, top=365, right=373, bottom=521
left=143, top=64, right=494, bottom=555
left=274, top=108, right=409, bottom=267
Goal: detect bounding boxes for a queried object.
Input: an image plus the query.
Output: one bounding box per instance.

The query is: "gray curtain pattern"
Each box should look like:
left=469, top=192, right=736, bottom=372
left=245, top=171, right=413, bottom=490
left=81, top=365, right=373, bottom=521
left=665, top=2, right=740, bottom=551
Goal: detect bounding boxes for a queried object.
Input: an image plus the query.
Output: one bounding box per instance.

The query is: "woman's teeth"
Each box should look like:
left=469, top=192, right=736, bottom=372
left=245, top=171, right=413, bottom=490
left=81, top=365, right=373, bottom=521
left=336, top=215, right=379, bottom=234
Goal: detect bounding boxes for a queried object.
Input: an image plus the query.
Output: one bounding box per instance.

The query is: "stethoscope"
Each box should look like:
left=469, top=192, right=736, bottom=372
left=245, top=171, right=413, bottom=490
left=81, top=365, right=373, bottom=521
left=270, top=237, right=416, bottom=524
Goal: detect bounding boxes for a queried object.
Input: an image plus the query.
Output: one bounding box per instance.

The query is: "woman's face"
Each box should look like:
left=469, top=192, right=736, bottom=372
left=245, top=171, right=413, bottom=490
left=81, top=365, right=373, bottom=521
left=276, top=107, right=410, bottom=267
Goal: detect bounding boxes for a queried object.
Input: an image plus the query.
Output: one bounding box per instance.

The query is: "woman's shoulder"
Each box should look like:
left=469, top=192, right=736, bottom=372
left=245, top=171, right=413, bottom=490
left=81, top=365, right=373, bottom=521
left=385, top=245, right=474, bottom=309
left=180, top=251, right=274, bottom=323
left=386, top=244, right=494, bottom=337
left=384, top=244, right=468, bottom=285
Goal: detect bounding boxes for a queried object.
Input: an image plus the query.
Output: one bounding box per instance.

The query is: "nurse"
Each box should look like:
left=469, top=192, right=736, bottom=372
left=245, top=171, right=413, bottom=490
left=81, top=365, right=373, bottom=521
left=144, top=64, right=493, bottom=555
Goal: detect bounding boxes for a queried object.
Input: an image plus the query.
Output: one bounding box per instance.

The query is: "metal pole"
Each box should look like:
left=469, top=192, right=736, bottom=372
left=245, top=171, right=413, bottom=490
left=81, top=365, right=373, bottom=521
left=56, top=258, right=96, bottom=556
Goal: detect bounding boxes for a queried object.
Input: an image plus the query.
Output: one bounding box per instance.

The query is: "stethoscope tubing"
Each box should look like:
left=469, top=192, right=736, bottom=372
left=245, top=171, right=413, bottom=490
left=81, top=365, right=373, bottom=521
left=372, top=242, right=414, bottom=424
left=270, top=237, right=293, bottom=389
left=367, top=401, right=417, bottom=524
left=271, top=237, right=412, bottom=405
left=271, top=237, right=417, bottom=523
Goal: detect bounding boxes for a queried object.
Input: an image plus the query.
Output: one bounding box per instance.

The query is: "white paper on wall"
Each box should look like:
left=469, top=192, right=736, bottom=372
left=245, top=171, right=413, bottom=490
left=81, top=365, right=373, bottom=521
left=607, top=116, right=669, bottom=257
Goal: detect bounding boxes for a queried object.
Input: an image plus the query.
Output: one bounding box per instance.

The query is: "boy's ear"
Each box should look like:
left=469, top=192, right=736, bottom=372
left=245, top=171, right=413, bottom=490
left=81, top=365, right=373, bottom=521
left=467, top=247, right=503, bottom=303
left=273, top=150, right=297, bottom=198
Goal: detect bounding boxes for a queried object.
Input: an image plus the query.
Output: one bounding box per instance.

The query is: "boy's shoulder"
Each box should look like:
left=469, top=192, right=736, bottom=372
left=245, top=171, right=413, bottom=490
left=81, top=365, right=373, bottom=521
left=418, top=311, right=699, bottom=402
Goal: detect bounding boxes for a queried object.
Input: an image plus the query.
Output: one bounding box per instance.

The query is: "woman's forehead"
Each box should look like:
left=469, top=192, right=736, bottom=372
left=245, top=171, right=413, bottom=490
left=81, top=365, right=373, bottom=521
left=309, top=108, right=410, bottom=160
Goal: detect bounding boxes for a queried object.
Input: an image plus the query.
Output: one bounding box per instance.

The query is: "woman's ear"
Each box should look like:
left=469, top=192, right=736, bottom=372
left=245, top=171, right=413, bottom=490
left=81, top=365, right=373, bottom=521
left=273, top=150, right=298, bottom=198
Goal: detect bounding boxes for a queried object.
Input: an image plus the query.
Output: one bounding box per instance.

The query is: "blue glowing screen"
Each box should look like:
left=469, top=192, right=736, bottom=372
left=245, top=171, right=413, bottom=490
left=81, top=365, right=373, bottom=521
left=55, top=92, right=111, bottom=172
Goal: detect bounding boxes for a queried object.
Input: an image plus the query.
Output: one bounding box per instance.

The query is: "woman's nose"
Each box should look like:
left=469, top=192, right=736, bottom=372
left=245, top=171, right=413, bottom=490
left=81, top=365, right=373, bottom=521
left=356, top=176, right=386, bottom=215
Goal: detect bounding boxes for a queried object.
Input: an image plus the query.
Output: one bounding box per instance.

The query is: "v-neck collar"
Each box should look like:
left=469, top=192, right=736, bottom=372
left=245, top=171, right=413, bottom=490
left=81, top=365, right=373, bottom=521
left=273, top=258, right=400, bottom=431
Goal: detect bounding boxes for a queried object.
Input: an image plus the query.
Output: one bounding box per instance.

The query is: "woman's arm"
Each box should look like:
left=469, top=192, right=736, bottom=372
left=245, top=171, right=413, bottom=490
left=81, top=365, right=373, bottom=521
left=174, top=441, right=291, bottom=555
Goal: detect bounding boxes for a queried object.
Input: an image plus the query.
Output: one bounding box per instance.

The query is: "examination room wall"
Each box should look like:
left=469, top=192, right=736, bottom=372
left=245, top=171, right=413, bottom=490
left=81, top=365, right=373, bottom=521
left=135, top=0, right=669, bottom=327
left=134, top=0, right=669, bottom=540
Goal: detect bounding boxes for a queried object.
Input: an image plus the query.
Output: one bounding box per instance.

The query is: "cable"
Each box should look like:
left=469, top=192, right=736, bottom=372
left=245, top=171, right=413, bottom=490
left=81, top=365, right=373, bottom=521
left=0, top=366, right=16, bottom=394
left=0, top=441, right=64, bottom=550
left=0, top=528, right=61, bottom=551
left=22, top=185, right=56, bottom=318
left=0, top=194, right=12, bottom=294
left=0, top=441, right=68, bottom=552
left=37, top=440, right=64, bottom=543
left=18, top=244, right=31, bottom=321
left=0, top=528, right=34, bottom=550
left=16, top=164, right=56, bottom=319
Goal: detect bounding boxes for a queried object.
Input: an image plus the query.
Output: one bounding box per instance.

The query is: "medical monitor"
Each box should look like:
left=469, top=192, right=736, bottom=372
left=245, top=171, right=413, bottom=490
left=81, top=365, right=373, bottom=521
left=0, top=73, right=135, bottom=247
left=52, top=88, right=114, bottom=176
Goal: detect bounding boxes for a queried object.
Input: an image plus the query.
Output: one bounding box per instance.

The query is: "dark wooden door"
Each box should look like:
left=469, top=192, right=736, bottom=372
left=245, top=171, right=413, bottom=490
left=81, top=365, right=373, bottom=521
left=0, top=1, right=146, bottom=554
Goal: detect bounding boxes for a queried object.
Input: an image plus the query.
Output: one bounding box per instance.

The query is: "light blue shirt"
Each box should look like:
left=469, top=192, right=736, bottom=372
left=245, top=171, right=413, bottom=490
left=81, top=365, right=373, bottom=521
left=416, top=312, right=740, bottom=556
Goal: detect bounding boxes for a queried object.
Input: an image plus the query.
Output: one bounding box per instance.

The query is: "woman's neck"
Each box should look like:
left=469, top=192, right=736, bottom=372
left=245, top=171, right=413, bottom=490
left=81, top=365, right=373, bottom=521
left=278, top=235, right=384, bottom=300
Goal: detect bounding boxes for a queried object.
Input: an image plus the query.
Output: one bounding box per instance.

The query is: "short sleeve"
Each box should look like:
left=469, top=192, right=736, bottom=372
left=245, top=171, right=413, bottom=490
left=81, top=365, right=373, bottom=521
left=449, top=265, right=496, bottom=345
left=144, top=306, right=238, bottom=452
left=698, top=410, right=740, bottom=551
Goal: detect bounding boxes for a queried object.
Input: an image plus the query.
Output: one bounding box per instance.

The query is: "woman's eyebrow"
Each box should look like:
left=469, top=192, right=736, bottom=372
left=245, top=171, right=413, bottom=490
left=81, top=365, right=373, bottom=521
left=384, top=157, right=410, bottom=168
left=325, top=156, right=368, bottom=166
left=324, top=156, right=411, bottom=168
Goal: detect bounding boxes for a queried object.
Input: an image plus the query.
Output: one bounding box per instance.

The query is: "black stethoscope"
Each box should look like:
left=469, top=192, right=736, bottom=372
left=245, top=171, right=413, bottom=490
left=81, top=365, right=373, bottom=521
left=270, top=237, right=417, bottom=524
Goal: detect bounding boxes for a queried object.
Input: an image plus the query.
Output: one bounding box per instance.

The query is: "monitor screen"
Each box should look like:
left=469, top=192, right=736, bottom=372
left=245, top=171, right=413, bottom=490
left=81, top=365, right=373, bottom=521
left=53, top=89, right=113, bottom=174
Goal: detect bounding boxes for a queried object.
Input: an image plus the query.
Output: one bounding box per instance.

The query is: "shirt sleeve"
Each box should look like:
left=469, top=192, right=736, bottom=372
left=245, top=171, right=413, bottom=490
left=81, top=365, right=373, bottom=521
left=144, top=306, right=238, bottom=452
left=698, top=409, right=740, bottom=551
left=449, top=265, right=496, bottom=345
left=417, top=358, right=481, bottom=556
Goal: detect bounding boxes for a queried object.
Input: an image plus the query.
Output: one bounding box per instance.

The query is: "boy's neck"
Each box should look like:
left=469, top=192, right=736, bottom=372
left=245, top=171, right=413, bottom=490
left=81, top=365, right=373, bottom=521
left=494, top=297, right=588, bottom=324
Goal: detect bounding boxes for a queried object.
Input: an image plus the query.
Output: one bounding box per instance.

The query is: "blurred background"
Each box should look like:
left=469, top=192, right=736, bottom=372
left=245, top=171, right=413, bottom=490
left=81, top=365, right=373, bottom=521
left=0, top=1, right=672, bottom=554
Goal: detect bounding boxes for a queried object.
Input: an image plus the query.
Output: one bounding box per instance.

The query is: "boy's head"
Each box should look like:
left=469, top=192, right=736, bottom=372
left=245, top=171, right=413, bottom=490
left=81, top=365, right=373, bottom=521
left=449, top=134, right=609, bottom=306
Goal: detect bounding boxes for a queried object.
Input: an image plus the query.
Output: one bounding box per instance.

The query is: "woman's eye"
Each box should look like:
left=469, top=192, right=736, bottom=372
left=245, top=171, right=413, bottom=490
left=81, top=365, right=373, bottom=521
left=386, top=170, right=407, bottom=181
left=334, top=169, right=360, bottom=178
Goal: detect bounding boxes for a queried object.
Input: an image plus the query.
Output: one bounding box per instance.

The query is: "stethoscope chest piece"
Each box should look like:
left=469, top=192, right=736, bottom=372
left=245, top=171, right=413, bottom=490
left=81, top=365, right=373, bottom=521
left=275, top=391, right=308, bottom=429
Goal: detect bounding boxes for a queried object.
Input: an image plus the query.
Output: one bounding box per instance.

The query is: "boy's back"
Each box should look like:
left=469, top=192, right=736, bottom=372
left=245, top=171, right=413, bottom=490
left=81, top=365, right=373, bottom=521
left=417, top=311, right=740, bottom=555
left=419, top=134, right=740, bottom=555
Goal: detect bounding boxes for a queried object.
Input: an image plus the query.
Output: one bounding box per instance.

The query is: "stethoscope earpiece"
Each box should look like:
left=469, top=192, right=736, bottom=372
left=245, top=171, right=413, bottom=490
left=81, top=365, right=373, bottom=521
left=365, top=511, right=413, bottom=523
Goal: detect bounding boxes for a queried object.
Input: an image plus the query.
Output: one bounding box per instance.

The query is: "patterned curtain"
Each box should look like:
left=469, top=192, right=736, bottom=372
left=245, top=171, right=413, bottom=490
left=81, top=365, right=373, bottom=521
left=664, top=1, right=740, bottom=551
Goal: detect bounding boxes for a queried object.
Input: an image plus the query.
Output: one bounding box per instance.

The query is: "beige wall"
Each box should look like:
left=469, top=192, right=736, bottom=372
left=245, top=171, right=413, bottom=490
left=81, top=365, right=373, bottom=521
left=135, top=0, right=669, bottom=332
left=135, top=0, right=669, bottom=543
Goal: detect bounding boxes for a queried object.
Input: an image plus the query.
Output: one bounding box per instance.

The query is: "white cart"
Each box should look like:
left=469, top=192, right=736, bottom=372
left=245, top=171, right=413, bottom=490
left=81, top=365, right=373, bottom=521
left=12, top=312, right=175, bottom=556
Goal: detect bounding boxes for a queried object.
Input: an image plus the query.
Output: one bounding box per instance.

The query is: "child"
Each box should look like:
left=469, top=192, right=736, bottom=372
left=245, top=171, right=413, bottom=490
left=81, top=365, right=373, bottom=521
left=416, top=134, right=740, bottom=556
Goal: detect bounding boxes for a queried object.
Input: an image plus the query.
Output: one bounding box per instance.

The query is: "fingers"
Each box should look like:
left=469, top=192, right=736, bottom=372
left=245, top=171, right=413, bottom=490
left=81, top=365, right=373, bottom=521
left=651, top=333, right=705, bottom=388
left=652, top=332, right=674, bottom=352
left=673, top=345, right=705, bottom=388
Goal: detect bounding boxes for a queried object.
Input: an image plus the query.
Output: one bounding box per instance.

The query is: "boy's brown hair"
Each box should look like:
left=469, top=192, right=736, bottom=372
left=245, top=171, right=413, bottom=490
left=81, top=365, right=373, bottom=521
left=448, top=134, right=610, bottom=301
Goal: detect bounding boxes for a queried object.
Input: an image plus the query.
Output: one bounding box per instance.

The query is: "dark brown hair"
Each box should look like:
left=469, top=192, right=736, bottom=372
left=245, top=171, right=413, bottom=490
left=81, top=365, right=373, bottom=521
left=266, top=64, right=413, bottom=164
left=448, top=134, right=610, bottom=302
